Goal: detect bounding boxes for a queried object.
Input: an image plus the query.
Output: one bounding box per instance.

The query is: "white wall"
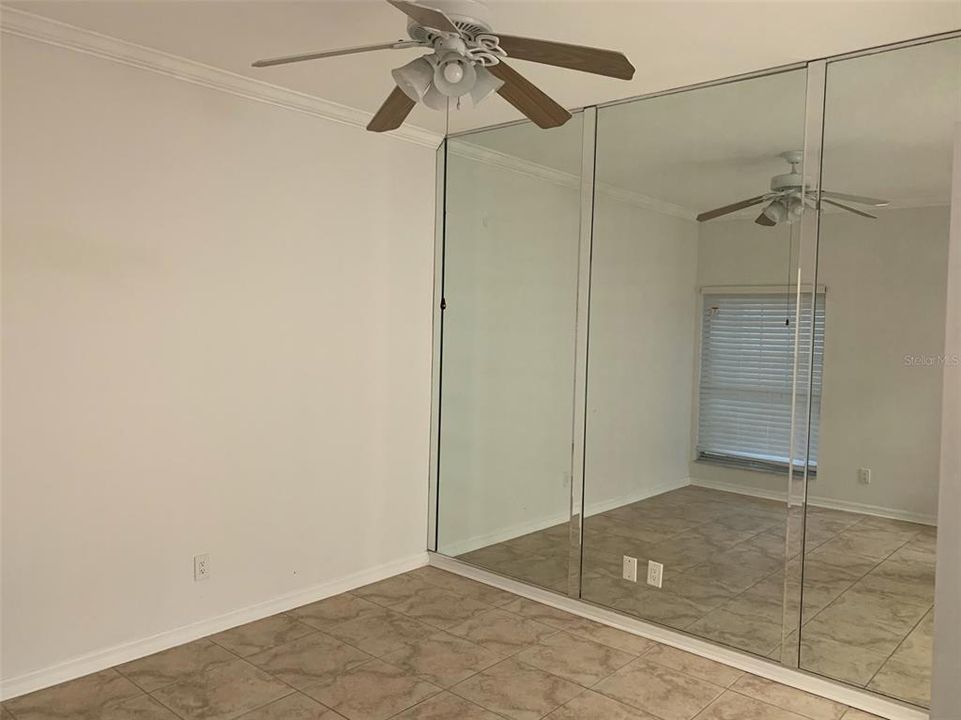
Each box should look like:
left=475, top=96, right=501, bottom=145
left=1, top=34, right=436, bottom=691
left=693, top=207, right=951, bottom=523
left=584, top=196, right=698, bottom=509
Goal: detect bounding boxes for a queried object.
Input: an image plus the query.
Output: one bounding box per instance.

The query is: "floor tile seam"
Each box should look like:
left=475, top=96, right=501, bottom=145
left=147, top=679, right=298, bottom=720
left=312, top=625, right=405, bottom=663
left=413, top=571, right=519, bottom=607
left=292, top=653, right=443, bottom=707
left=381, top=691, right=514, bottom=720
left=801, top=569, right=929, bottom=639
left=862, top=608, right=932, bottom=689
left=446, top=673, right=591, bottom=720
left=601, top=652, right=732, bottom=696
left=726, top=685, right=849, bottom=720
left=141, top=647, right=307, bottom=717
left=588, top=674, right=719, bottom=720
left=797, top=564, right=882, bottom=629
left=205, top=623, right=324, bottom=662
left=511, top=637, right=640, bottom=690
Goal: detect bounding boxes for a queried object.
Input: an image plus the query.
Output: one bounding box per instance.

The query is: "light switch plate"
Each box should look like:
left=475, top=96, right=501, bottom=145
left=622, top=555, right=638, bottom=582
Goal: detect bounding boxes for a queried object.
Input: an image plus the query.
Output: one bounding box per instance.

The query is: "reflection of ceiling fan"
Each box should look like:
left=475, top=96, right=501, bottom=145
left=252, top=0, right=634, bottom=132
left=697, top=151, right=890, bottom=226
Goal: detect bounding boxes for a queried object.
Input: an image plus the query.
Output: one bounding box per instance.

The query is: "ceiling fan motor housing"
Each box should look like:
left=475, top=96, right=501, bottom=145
left=771, top=150, right=807, bottom=192
left=406, top=0, right=494, bottom=41
left=771, top=171, right=804, bottom=192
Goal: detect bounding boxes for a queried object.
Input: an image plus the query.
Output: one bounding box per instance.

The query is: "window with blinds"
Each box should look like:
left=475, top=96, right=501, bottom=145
left=696, top=291, right=824, bottom=472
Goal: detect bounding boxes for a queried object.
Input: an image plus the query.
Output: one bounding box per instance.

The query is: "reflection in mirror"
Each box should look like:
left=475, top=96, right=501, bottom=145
left=797, top=37, right=961, bottom=708
left=435, top=117, right=584, bottom=592
left=580, top=68, right=809, bottom=657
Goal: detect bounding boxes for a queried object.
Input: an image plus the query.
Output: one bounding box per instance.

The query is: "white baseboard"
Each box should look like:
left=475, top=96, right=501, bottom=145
left=0, top=551, right=429, bottom=701
left=584, top=477, right=691, bottom=517
left=440, top=477, right=691, bottom=557
left=807, top=496, right=937, bottom=527
left=690, top=478, right=937, bottom=526
left=429, top=553, right=927, bottom=720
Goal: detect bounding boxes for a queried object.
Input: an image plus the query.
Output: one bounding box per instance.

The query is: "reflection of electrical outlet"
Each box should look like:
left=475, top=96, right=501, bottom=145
left=647, top=561, right=663, bottom=588
left=622, top=556, right=638, bottom=582
left=561, top=472, right=571, bottom=488
left=858, top=467, right=872, bottom=485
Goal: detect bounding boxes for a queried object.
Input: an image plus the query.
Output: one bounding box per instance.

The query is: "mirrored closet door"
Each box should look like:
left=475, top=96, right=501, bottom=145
left=435, top=116, right=585, bottom=593
left=795, top=36, right=961, bottom=708
left=580, top=67, right=809, bottom=656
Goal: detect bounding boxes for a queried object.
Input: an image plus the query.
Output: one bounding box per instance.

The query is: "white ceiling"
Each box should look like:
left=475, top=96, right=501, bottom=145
left=6, top=0, right=961, bottom=136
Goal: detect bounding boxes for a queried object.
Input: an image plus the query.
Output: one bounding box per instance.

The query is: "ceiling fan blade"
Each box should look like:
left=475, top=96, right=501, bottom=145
left=755, top=210, right=777, bottom=227
left=822, top=198, right=877, bottom=219
left=495, top=35, right=635, bottom=80
left=487, top=61, right=571, bottom=129
left=386, top=0, right=459, bottom=33
left=821, top=190, right=889, bottom=207
left=367, top=86, right=417, bottom=132
left=696, top=195, right=767, bottom=222
left=252, top=40, right=421, bottom=67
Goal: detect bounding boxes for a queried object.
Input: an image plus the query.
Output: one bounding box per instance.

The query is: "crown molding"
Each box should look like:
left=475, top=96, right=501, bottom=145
left=0, top=6, right=444, bottom=150
left=449, top=141, right=698, bottom=221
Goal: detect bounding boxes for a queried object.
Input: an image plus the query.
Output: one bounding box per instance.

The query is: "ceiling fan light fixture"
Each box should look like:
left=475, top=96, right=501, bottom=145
left=787, top=196, right=805, bottom=223
left=422, top=84, right=449, bottom=111
left=391, top=56, right=434, bottom=102
left=762, top=199, right=788, bottom=225
left=468, top=65, right=504, bottom=105
left=432, top=50, right=477, bottom=97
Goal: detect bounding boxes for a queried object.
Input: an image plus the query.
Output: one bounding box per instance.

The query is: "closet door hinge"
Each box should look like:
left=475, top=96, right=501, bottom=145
left=440, top=298, right=447, bottom=311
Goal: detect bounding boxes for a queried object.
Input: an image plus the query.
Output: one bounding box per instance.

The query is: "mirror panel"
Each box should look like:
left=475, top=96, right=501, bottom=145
left=580, top=69, right=810, bottom=658
left=436, top=117, right=584, bottom=593
left=797, top=37, right=961, bottom=708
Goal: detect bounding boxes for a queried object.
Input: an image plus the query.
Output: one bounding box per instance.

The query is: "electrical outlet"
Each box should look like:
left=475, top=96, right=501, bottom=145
left=858, top=467, right=872, bottom=485
left=194, top=554, right=210, bottom=581
left=622, top=555, right=638, bottom=582
left=647, top=560, right=663, bottom=588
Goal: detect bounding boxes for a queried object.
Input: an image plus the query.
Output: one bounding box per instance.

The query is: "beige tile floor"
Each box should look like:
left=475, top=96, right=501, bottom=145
left=457, top=486, right=936, bottom=707
left=3, top=566, right=887, bottom=720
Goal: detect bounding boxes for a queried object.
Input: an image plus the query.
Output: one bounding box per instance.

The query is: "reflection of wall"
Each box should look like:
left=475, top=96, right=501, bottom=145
left=584, top=195, right=699, bottom=510
left=438, top=154, right=580, bottom=554
left=693, top=207, right=950, bottom=523
left=438, top=154, right=699, bottom=554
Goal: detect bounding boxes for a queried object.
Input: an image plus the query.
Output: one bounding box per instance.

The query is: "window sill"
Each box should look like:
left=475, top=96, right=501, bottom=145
left=695, top=453, right=818, bottom=478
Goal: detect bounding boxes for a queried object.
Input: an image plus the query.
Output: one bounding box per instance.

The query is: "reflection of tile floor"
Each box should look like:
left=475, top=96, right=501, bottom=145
left=457, top=486, right=936, bottom=708
left=3, top=566, right=883, bottom=720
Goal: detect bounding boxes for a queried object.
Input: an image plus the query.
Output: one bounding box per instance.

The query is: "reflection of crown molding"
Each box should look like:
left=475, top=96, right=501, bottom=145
left=450, top=141, right=698, bottom=221
left=449, top=142, right=578, bottom=189
left=0, top=6, right=443, bottom=149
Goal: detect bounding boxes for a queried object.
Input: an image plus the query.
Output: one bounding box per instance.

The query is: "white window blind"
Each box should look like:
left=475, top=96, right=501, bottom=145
left=697, top=291, right=824, bottom=470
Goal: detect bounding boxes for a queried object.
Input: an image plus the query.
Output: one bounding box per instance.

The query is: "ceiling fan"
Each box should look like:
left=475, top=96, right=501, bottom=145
left=697, top=151, right=890, bottom=226
left=251, top=0, right=635, bottom=132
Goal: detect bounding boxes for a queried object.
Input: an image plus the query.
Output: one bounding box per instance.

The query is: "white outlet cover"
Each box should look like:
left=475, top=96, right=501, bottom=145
left=622, top=555, right=638, bottom=583
left=194, top=553, right=210, bottom=582
left=647, top=560, right=663, bottom=588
